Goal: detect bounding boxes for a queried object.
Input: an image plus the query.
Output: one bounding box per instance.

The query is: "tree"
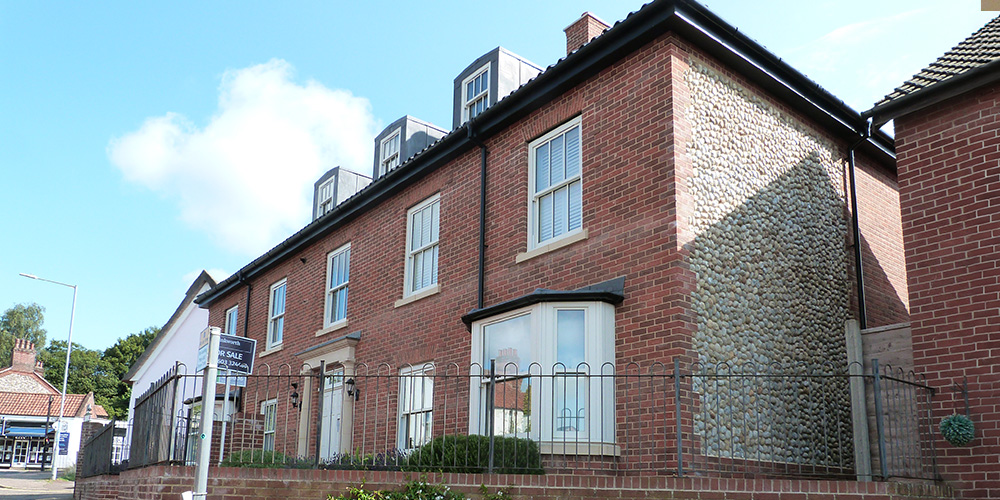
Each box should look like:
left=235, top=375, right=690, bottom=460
left=37, top=327, right=159, bottom=421
left=0, top=303, right=47, bottom=367
left=102, top=327, right=159, bottom=419
left=39, top=341, right=117, bottom=417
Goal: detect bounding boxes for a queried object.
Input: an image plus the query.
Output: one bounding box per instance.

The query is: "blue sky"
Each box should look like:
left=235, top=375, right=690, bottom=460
left=1, top=1, right=995, bottom=353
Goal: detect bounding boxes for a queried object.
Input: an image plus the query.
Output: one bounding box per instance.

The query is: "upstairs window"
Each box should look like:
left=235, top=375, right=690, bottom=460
left=225, top=305, right=239, bottom=335
left=325, top=244, right=350, bottom=326
left=462, top=64, right=490, bottom=123
left=379, top=129, right=401, bottom=176
left=268, top=279, right=286, bottom=348
left=529, top=117, right=582, bottom=249
left=317, top=179, right=335, bottom=218
left=405, top=194, right=440, bottom=296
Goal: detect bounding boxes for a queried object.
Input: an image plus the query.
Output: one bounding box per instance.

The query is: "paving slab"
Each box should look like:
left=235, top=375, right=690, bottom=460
left=0, top=469, right=73, bottom=499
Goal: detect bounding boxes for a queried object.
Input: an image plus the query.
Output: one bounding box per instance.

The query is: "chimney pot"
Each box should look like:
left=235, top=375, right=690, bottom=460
left=11, top=339, right=38, bottom=373
left=564, top=12, right=610, bottom=55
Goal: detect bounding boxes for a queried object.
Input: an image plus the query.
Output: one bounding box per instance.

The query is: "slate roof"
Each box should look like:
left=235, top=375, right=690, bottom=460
left=0, top=391, right=109, bottom=418
left=874, top=15, right=1000, bottom=107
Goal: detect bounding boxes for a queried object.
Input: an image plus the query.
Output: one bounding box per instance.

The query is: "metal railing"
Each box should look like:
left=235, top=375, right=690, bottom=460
left=81, top=358, right=937, bottom=481
left=78, top=420, right=127, bottom=478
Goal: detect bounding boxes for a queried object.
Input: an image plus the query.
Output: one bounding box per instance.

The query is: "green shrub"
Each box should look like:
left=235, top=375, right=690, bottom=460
left=221, top=449, right=311, bottom=468
left=941, top=413, right=975, bottom=446
left=57, top=465, right=76, bottom=481
left=404, top=435, right=542, bottom=474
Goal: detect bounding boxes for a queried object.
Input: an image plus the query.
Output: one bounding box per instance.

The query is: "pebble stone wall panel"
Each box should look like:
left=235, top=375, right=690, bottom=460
left=684, top=61, right=852, bottom=465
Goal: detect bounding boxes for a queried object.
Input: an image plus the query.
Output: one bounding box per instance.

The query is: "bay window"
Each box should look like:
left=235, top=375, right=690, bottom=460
left=469, top=301, right=615, bottom=448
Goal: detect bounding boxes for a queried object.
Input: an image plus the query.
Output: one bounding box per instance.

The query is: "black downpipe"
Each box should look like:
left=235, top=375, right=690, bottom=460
left=241, top=273, right=252, bottom=339
left=847, top=123, right=870, bottom=330
left=469, top=124, right=489, bottom=309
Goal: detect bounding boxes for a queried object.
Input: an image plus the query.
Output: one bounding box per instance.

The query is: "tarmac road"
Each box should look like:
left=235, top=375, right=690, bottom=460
left=0, top=469, right=73, bottom=500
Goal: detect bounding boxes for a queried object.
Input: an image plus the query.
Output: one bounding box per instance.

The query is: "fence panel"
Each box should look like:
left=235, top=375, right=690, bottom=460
left=79, top=421, right=127, bottom=478
left=84, top=358, right=938, bottom=481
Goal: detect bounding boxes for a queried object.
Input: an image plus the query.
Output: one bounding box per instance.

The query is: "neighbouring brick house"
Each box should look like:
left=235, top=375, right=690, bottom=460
left=192, top=0, right=908, bottom=478
left=864, top=15, right=1000, bottom=499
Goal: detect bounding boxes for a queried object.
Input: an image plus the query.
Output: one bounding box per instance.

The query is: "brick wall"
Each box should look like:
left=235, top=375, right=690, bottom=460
left=202, top=23, right=908, bottom=479
left=74, top=466, right=954, bottom=500
left=893, top=82, right=1000, bottom=499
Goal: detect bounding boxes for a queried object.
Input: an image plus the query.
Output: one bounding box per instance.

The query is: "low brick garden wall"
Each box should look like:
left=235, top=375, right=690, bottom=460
left=75, top=466, right=953, bottom=500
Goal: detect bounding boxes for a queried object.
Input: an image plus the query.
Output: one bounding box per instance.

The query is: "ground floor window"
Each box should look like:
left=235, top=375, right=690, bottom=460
left=261, top=399, right=278, bottom=451
left=398, top=364, right=434, bottom=450
left=469, top=301, right=615, bottom=445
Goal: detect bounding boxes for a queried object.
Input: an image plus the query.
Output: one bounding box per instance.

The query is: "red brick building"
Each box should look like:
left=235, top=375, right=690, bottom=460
left=865, top=16, right=1000, bottom=499
left=195, top=0, right=910, bottom=487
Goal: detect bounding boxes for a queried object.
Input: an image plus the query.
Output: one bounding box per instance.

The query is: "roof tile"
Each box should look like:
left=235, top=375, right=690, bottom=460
left=875, top=15, right=1000, bottom=106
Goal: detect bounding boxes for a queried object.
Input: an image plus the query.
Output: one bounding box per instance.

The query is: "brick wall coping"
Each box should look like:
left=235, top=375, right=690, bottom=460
left=76, top=465, right=953, bottom=500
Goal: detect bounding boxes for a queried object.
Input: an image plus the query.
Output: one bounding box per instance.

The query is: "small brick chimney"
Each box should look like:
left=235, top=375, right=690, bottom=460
left=11, top=338, right=40, bottom=373
left=564, top=12, right=610, bottom=55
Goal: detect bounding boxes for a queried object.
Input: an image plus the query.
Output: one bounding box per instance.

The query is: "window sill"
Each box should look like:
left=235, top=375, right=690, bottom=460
left=258, top=344, right=283, bottom=358
left=515, top=229, right=588, bottom=264
left=394, top=284, right=441, bottom=308
left=539, top=441, right=620, bottom=457
left=315, top=319, right=349, bottom=337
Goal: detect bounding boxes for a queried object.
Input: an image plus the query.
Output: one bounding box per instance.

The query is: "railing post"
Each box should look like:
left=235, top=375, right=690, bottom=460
left=168, top=363, right=179, bottom=463
left=315, top=360, right=326, bottom=467
left=487, top=359, right=496, bottom=474
left=872, top=359, right=888, bottom=480
left=674, top=357, right=684, bottom=477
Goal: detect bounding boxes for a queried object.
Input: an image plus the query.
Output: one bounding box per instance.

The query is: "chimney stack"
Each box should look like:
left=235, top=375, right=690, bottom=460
left=11, top=338, right=38, bottom=373
left=564, top=12, right=610, bottom=55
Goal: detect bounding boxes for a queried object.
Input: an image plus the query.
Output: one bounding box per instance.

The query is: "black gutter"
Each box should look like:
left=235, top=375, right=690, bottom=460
left=198, top=0, right=897, bottom=308
left=847, top=123, right=871, bottom=330
left=467, top=124, right=489, bottom=310
left=197, top=123, right=474, bottom=308
left=864, top=58, right=1000, bottom=128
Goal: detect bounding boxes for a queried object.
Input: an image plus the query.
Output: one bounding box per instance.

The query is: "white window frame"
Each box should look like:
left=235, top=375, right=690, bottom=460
left=324, top=243, right=350, bottom=328
left=403, top=193, right=441, bottom=297
left=379, top=128, right=402, bottom=177
left=527, top=116, right=584, bottom=251
left=461, top=63, right=491, bottom=123
left=225, top=305, right=239, bottom=335
left=316, top=178, right=335, bottom=218
left=267, top=279, right=287, bottom=349
left=468, top=301, right=615, bottom=447
left=261, top=399, right=278, bottom=451
left=397, top=363, right=434, bottom=450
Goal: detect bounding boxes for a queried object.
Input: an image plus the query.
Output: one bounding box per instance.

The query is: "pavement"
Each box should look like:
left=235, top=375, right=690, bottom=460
left=0, top=469, right=74, bottom=499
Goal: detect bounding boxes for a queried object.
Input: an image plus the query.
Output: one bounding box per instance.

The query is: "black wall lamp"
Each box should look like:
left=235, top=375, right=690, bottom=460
left=345, top=378, right=359, bottom=401
left=290, top=383, right=300, bottom=408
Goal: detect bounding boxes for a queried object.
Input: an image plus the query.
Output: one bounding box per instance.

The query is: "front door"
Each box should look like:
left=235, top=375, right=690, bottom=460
left=319, top=369, right=344, bottom=459
left=12, top=440, right=27, bottom=466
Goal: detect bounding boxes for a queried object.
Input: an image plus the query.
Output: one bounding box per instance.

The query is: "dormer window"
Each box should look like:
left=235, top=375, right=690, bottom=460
left=462, top=64, right=490, bottom=123
left=379, top=128, right=402, bottom=176
left=316, top=179, right=334, bottom=218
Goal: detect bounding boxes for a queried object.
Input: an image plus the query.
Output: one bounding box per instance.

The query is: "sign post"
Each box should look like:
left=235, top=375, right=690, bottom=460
left=192, top=327, right=221, bottom=500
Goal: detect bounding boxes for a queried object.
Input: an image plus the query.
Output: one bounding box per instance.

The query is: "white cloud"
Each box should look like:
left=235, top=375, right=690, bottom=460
left=109, top=59, right=378, bottom=257
left=783, top=8, right=931, bottom=112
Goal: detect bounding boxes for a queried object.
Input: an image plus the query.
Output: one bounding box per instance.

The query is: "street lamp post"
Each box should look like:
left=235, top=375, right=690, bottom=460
left=19, top=273, right=76, bottom=480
